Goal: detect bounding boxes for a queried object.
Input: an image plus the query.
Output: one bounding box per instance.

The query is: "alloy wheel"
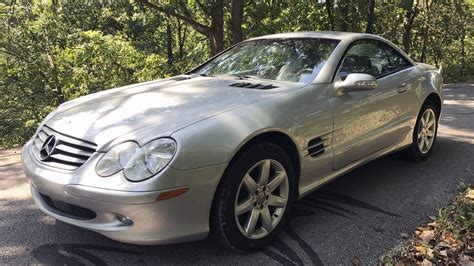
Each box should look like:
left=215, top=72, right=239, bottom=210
left=417, top=108, right=437, bottom=154
left=234, top=159, right=289, bottom=239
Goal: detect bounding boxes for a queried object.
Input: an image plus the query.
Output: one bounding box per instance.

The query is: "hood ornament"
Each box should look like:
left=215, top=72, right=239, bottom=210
left=39, top=135, right=57, bottom=161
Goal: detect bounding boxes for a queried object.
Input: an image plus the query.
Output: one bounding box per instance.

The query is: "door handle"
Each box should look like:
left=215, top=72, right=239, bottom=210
left=397, top=83, right=408, bottom=93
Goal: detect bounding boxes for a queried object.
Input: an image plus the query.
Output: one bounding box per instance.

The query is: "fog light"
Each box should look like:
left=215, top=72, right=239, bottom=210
left=117, top=214, right=133, bottom=226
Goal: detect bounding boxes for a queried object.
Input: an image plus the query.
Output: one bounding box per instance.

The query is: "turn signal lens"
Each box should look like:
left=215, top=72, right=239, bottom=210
left=156, top=187, right=189, bottom=202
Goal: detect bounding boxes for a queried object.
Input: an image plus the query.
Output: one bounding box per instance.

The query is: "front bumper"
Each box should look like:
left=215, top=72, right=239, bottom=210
left=22, top=140, right=227, bottom=245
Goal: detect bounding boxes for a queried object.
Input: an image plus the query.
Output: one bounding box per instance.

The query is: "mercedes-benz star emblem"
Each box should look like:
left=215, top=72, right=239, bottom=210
left=39, top=135, right=57, bottom=161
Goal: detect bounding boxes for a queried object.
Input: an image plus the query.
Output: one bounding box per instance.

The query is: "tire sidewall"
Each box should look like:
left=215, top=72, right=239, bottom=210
left=411, top=100, right=439, bottom=161
left=213, top=143, right=296, bottom=251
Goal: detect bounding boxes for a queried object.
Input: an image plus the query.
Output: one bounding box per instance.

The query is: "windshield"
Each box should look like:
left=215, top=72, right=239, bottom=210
left=195, top=38, right=339, bottom=83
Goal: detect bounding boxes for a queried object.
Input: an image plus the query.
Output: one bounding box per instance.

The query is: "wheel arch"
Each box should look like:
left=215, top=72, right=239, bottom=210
left=425, top=93, right=442, bottom=120
left=221, top=130, right=302, bottom=195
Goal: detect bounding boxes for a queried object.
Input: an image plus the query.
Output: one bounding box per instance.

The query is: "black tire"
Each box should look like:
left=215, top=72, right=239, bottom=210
left=404, top=100, right=439, bottom=162
left=210, top=142, right=296, bottom=252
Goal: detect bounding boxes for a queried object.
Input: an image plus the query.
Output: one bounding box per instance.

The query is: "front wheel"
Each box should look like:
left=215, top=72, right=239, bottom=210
left=405, top=100, right=439, bottom=161
left=210, top=143, right=296, bottom=251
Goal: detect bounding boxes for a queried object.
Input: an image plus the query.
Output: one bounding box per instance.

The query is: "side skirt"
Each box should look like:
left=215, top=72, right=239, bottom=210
left=297, top=137, right=412, bottom=200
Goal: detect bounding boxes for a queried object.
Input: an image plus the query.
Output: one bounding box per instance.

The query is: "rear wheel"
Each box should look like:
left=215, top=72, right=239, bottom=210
left=210, top=143, right=296, bottom=251
left=405, top=100, right=439, bottom=161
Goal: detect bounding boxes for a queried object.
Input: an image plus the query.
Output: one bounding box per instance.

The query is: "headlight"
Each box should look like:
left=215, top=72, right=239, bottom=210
left=96, top=138, right=177, bottom=181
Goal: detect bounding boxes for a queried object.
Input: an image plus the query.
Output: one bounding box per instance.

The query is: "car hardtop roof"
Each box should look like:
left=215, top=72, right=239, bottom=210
left=247, top=31, right=379, bottom=41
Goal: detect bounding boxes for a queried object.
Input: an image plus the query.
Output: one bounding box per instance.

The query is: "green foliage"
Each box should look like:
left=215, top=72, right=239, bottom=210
left=57, top=31, right=145, bottom=99
left=0, top=0, right=473, bottom=148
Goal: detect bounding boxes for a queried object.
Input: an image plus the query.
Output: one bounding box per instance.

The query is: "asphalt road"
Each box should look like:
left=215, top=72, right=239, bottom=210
left=1, top=84, right=473, bottom=265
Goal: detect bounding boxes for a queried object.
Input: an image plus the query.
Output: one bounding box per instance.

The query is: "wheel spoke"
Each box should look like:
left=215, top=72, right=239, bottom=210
left=236, top=197, right=254, bottom=216
left=424, top=137, right=430, bottom=150
left=268, top=194, right=286, bottom=207
left=418, top=137, right=425, bottom=150
left=260, top=207, right=273, bottom=232
left=243, top=174, right=258, bottom=194
left=426, top=119, right=435, bottom=128
left=268, top=171, right=286, bottom=192
left=258, top=160, right=271, bottom=186
left=417, top=131, right=423, bottom=139
left=244, top=209, right=259, bottom=236
left=426, top=131, right=434, bottom=137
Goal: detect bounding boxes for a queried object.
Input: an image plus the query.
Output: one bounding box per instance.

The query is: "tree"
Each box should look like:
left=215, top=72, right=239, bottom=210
left=365, top=0, right=375, bottom=33
left=230, top=0, right=245, bottom=44
left=325, top=0, right=335, bottom=31
left=401, top=0, right=419, bottom=54
left=137, top=0, right=245, bottom=55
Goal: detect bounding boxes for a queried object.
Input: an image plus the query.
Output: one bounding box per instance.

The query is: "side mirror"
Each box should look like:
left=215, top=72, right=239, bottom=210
left=335, top=73, right=378, bottom=94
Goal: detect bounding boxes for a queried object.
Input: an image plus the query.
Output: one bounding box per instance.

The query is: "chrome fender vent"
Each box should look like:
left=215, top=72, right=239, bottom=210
left=305, top=136, right=330, bottom=157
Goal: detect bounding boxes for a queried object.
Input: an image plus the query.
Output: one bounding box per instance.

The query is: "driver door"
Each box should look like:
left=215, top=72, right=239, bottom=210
left=329, top=39, right=414, bottom=170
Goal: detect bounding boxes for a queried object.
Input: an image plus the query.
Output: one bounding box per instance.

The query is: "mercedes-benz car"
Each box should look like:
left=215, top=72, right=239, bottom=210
left=22, top=31, right=443, bottom=251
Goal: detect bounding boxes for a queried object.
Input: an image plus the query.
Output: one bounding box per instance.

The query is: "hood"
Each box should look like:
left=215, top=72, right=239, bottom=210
left=45, top=76, right=297, bottom=149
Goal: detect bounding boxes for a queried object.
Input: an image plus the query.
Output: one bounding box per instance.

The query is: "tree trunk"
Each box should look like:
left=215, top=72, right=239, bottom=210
left=325, top=0, right=335, bottom=30
left=176, top=18, right=187, bottom=59
left=166, top=16, right=173, bottom=65
left=230, top=0, right=244, bottom=44
left=402, top=0, right=418, bottom=55
left=420, top=0, right=430, bottom=62
left=455, top=0, right=466, bottom=77
left=460, top=25, right=465, bottom=77
left=137, top=0, right=224, bottom=56
left=365, top=0, right=375, bottom=33
left=208, top=1, right=224, bottom=55
left=338, top=0, right=349, bottom=32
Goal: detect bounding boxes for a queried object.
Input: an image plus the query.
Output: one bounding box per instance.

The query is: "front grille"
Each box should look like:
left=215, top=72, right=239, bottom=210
left=40, top=193, right=97, bottom=220
left=32, top=125, right=97, bottom=171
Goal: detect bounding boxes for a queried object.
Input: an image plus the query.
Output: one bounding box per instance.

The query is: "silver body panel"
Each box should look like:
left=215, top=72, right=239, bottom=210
left=22, top=31, right=443, bottom=244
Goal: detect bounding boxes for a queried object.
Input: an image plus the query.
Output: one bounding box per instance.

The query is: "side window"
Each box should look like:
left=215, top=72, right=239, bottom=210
left=380, top=43, right=411, bottom=76
left=339, top=40, right=411, bottom=80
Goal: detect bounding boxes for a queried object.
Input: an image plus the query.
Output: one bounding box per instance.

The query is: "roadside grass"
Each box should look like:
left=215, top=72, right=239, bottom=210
left=382, top=183, right=474, bottom=265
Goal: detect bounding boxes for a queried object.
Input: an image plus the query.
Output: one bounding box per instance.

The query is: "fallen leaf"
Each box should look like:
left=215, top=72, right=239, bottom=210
left=442, top=233, right=457, bottom=245
left=439, top=250, right=448, bottom=257
left=435, top=241, right=451, bottom=249
left=416, top=245, right=426, bottom=253
left=350, top=256, right=360, bottom=265
left=429, top=216, right=437, bottom=221
left=427, top=221, right=438, bottom=228
left=420, top=230, right=435, bottom=243
left=426, top=248, right=434, bottom=259
left=421, top=258, right=433, bottom=266
left=401, top=233, right=409, bottom=239
left=465, top=189, right=474, bottom=200
left=459, top=255, right=473, bottom=265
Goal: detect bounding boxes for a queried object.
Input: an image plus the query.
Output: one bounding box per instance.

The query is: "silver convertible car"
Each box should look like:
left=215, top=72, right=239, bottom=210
left=22, top=32, right=443, bottom=251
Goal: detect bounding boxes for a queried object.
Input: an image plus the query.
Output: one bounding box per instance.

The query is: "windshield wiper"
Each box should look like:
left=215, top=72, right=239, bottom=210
left=189, top=72, right=209, bottom=77
left=233, top=74, right=256, bottom=79
left=235, top=74, right=251, bottom=79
